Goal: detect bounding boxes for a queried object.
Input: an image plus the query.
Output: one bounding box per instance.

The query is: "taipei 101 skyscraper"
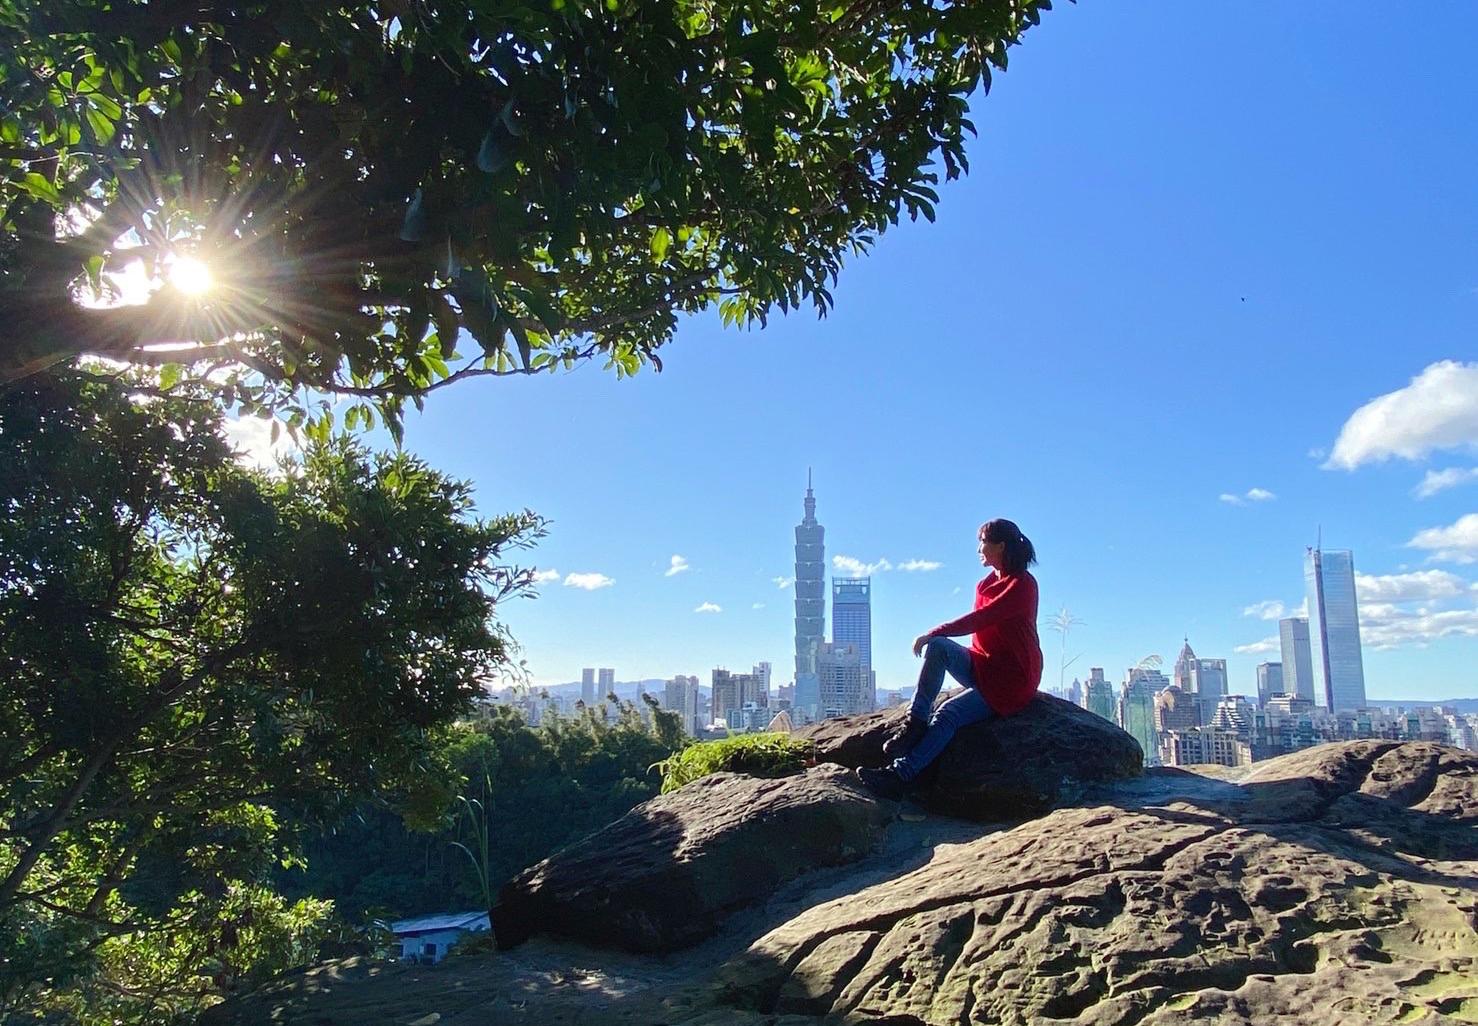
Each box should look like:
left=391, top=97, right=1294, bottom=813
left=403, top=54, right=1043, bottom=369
left=793, top=472, right=825, bottom=718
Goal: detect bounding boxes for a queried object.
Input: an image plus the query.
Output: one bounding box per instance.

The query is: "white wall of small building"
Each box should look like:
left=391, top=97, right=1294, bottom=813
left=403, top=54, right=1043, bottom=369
left=397, top=926, right=478, bottom=963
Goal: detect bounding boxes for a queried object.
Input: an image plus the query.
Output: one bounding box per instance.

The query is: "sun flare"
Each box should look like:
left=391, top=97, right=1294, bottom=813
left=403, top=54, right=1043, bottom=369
left=168, top=256, right=214, bottom=296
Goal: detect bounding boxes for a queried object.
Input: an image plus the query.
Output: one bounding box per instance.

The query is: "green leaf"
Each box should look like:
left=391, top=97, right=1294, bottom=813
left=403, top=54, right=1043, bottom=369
left=508, top=284, right=565, bottom=332
left=21, top=172, right=62, bottom=205
left=452, top=268, right=504, bottom=355
left=650, top=226, right=671, bottom=261
left=84, top=106, right=116, bottom=145
left=509, top=319, right=532, bottom=371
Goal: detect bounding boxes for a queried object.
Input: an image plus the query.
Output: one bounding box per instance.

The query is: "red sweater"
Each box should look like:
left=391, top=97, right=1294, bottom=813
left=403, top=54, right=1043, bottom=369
left=929, top=570, right=1043, bottom=715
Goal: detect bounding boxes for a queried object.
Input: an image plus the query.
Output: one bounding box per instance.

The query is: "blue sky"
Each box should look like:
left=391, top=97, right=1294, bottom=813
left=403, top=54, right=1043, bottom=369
left=248, top=3, right=1478, bottom=700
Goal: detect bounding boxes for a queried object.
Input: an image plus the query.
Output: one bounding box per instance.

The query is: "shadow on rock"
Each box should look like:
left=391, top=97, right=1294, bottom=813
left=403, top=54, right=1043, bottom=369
left=797, top=692, right=1145, bottom=821
left=491, top=763, right=894, bottom=953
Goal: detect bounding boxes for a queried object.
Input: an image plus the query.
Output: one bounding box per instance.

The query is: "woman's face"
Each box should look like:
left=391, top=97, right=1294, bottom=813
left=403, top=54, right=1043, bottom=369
left=978, top=529, right=1006, bottom=571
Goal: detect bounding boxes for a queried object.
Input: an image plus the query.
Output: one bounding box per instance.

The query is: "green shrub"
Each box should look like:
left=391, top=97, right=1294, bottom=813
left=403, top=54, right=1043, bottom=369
left=654, top=733, right=816, bottom=794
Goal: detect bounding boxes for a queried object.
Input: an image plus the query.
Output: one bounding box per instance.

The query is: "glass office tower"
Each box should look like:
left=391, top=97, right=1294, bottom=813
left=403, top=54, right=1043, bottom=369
left=1304, top=547, right=1367, bottom=712
left=1278, top=617, right=1315, bottom=702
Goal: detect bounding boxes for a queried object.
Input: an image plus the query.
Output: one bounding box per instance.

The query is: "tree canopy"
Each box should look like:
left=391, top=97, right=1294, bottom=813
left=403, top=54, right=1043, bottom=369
left=0, top=371, right=544, bottom=1019
left=1, top=0, right=1051, bottom=430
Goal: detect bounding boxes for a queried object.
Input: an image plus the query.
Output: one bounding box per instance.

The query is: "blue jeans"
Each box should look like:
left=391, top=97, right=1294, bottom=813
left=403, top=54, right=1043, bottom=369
left=892, top=637, right=995, bottom=782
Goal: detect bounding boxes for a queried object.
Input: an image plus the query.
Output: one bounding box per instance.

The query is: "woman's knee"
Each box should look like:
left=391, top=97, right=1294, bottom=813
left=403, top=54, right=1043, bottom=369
left=924, top=636, right=952, bottom=662
left=933, top=693, right=990, bottom=730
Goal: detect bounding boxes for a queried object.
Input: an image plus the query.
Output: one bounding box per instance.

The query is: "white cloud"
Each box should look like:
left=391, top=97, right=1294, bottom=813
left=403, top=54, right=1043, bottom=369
left=1360, top=603, right=1478, bottom=650
left=1326, top=360, right=1478, bottom=470
left=531, top=569, right=561, bottom=583
left=1220, top=488, right=1276, bottom=506
left=664, top=555, right=690, bottom=577
left=694, top=602, right=722, bottom=613
left=752, top=602, right=765, bottom=610
left=1407, top=514, right=1478, bottom=564
left=224, top=415, right=297, bottom=471
left=1414, top=467, right=1478, bottom=499
left=833, top=555, right=892, bottom=577
left=773, top=576, right=793, bottom=589
left=1355, top=569, right=1473, bottom=603
left=898, top=559, right=943, bottom=572
left=1234, top=636, right=1280, bottom=655
left=564, top=572, right=615, bottom=590
left=1241, top=600, right=1286, bottom=621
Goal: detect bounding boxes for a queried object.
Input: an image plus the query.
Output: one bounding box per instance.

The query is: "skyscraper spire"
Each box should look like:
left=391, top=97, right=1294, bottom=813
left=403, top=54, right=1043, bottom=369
left=793, top=474, right=825, bottom=713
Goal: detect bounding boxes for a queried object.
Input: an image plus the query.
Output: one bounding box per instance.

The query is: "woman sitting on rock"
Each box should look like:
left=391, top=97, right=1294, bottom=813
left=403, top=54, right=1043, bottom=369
left=856, top=518, right=1043, bottom=801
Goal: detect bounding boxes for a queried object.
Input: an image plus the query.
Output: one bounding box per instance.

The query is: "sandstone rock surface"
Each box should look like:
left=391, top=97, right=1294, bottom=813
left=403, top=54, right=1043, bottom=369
left=796, top=692, right=1144, bottom=820
left=717, top=740, right=1478, bottom=1025
left=490, top=763, right=892, bottom=952
left=204, top=741, right=1478, bottom=1026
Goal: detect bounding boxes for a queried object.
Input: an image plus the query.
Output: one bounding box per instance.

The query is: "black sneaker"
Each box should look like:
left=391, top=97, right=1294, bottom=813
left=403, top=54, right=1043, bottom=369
left=881, top=717, right=928, bottom=761
left=855, top=766, right=907, bottom=801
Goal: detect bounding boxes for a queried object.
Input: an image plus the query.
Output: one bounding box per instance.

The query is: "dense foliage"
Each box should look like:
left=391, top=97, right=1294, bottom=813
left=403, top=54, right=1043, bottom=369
left=0, top=372, right=544, bottom=1022
left=1, top=0, right=1052, bottom=432
left=285, top=700, right=685, bottom=924
left=654, top=731, right=814, bottom=792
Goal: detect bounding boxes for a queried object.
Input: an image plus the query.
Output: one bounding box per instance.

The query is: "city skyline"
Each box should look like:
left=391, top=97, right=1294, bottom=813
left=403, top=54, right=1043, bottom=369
left=501, top=520, right=1466, bottom=707
left=342, top=4, right=1478, bottom=703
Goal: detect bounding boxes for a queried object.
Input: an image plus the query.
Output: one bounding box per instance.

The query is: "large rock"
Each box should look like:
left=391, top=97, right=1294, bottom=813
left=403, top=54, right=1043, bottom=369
left=716, top=740, right=1478, bottom=1025
left=796, top=692, right=1144, bottom=820
left=202, top=741, right=1477, bottom=1026
left=490, top=763, right=892, bottom=953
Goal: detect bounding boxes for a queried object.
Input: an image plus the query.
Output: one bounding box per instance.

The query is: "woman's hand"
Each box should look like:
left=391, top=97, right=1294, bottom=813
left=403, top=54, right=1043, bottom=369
left=912, top=633, right=932, bottom=657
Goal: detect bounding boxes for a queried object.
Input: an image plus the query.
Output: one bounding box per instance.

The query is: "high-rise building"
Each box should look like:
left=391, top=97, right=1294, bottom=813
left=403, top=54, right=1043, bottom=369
left=580, top=668, right=596, bottom=706
left=1085, top=676, right=1116, bottom=723
left=1305, top=547, right=1367, bottom=712
left=1155, top=685, right=1200, bottom=731
left=1176, top=638, right=1227, bottom=722
left=1159, top=727, right=1249, bottom=768
left=1256, top=662, right=1284, bottom=708
left=1212, top=694, right=1256, bottom=738
left=1279, top=617, right=1315, bottom=702
left=712, top=668, right=764, bottom=728
left=752, top=662, right=772, bottom=707
left=1125, top=665, right=1170, bottom=692
left=597, top=667, right=615, bottom=701
left=664, top=675, right=701, bottom=735
left=1085, top=668, right=1109, bottom=704
left=712, top=668, right=739, bottom=729
left=793, top=472, right=825, bottom=718
left=832, top=576, right=874, bottom=700
left=1118, top=675, right=1158, bottom=764
left=1172, top=639, right=1197, bottom=691
left=1190, top=658, right=1228, bottom=722
left=817, top=641, right=870, bottom=717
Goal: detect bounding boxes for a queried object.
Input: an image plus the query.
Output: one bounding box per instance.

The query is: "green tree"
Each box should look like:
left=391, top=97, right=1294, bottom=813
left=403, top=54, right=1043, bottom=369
left=0, top=371, right=544, bottom=1021
left=0, top=0, right=1053, bottom=432
left=281, top=701, right=685, bottom=928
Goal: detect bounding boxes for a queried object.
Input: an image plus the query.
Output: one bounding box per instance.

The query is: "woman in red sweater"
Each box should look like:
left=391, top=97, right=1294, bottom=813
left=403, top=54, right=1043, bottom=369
left=856, top=518, right=1043, bottom=801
